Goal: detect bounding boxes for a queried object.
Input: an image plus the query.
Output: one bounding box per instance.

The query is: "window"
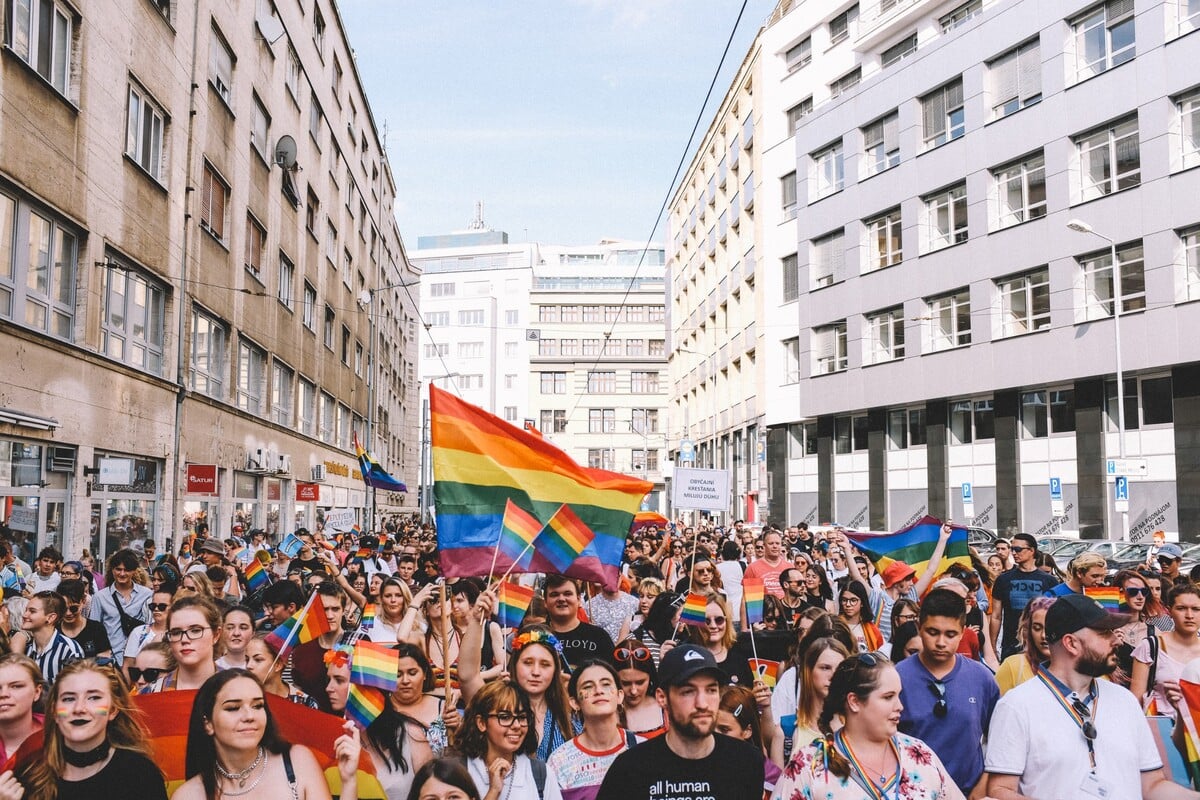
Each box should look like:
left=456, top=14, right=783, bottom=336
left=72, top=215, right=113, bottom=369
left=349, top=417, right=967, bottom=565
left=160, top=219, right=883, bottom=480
left=648, top=339, right=665, bottom=356
left=324, top=220, right=337, bottom=263
left=583, top=305, right=601, bottom=323
left=787, top=98, right=814, bottom=133
left=561, top=305, right=580, bottom=322
left=988, top=39, right=1041, bottom=119
left=866, top=208, right=903, bottom=270
left=298, top=378, right=316, bottom=436
left=784, top=337, right=800, bottom=382
left=632, top=449, right=659, bottom=473
left=924, top=183, right=968, bottom=250
left=829, top=5, right=857, bottom=44
left=7, top=0, right=74, bottom=96
left=835, top=415, right=869, bottom=453
left=1105, top=376, right=1173, bottom=430
left=190, top=309, right=226, bottom=398
left=243, top=215, right=264, bottom=278
left=781, top=172, right=798, bottom=218
left=309, top=98, right=323, bottom=148
left=829, top=68, right=861, bottom=99
left=312, top=7, right=326, bottom=55
left=503, top=342, right=518, bottom=357
left=318, top=392, right=334, bottom=442
left=537, top=337, right=556, bottom=356
left=285, top=45, right=300, bottom=99
left=648, top=306, right=665, bottom=322
left=1183, top=226, right=1200, bottom=300
left=429, top=281, right=454, bottom=297
left=458, top=309, right=484, bottom=326
left=305, top=187, right=319, bottom=235
left=505, top=309, right=519, bottom=325
left=631, top=371, right=660, bottom=393
left=814, top=322, right=848, bottom=374
left=626, top=339, right=644, bottom=357
left=271, top=361, right=294, bottom=426
left=994, top=154, right=1047, bottom=228
left=632, top=408, right=660, bottom=434
left=332, top=56, right=343, bottom=98
left=126, top=84, right=166, bottom=181
left=867, top=307, right=905, bottom=363
left=302, top=282, right=316, bottom=330
left=1075, top=117, right=1140, bottom=200
left=458, top=341, right=484, bottom=358
left=940, top=0, right=982, bottom=31
left=812, top=230, right=845, bottom=288
left=277, top=252, right=294, bottom=310
left=782, top=254, right=800, bottom=302
left=539, top=305, right=559, bottom=323
left=540, top=372, right=566, bottom=394
left=0, top=195, right=77, bottom=338
left=427, top=311, right=449, bottom=327
left=100, top=262, right=166, bottom=375
left=1072, top=0, right=1135, bottom=81
left=813, top=142, right=844, bottom=198
left=997, top=267, right=1051, bottom=337
left=1180, top=90, right=1200, bottom=170
left=460, top=375, right=484, bottom=390
left=1021, top=389, right=1076, bottom=437
left=881, top=33, right=917, bottom=68
left=209, top=26, right=233, bottom=104
left=588, top=449, right=615, bottom=470
left=560, top=338, right=579, bottom=356
left=929, top=289, right=971, bottom=350
left=540, top=409, right=568, bottom=433
left=889, top=408, right=927, bottom=449
left=1182, top=0, right=1200, bottom=34
left=589, top=409, right=616, bottom=433
left=340, top=325, right=351, bottom=365
left=922, top=78, right=965, bottom=148
left=250, top=95, right=270, bottom=160
left=862, top=112, right=899, bottom=177
left=424, top=343, right=448, bottom=358
left=1081, top=241, right=1146, bottom=319
left=789, top=422, right=820, bottom=457
left=200, top=163, right=229, bottom=241
left=236, top=339, right=266, bottom=414
left=949, top=398, right=995, bottom=443
left=587, top=371, right=616, bottom=393
left=785, top=37, right=812, bottom=71
left=323, top=305, right=335, bottom=349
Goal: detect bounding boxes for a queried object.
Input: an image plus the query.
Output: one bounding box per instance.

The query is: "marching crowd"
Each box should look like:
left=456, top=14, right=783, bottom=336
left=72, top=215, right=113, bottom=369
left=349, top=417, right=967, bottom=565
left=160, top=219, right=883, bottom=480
left=0, top=517, right=1194, bottom=799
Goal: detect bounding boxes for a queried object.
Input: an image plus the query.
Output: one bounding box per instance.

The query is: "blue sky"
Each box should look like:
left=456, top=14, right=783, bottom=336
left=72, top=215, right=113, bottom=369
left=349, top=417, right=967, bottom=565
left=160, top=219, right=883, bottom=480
left=338, top=1, right=778, bottom=246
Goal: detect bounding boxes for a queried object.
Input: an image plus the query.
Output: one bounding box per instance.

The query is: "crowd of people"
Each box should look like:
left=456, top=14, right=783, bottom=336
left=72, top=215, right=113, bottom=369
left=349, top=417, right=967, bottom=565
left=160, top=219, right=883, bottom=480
left=0, top=517, right=1194, bottom=799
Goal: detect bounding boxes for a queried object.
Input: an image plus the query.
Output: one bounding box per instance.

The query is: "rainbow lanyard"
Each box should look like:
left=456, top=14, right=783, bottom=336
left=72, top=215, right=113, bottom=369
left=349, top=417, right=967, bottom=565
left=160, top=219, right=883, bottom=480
left=834, top=730, right=901, bottom=800
left=1035, top=668, right=1099, bottom=769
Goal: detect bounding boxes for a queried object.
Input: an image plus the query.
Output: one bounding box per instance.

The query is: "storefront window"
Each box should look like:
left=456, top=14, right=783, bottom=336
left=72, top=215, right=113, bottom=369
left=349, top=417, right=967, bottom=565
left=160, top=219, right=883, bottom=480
left=265, top=479, right=281, bottom=538
left=91, top=499, right=156, bottom=562
left=183, top=500, right=215, bottom=539
left=0, top=442, right=42, bottom=487
left=233, top=471, right=259, bottom=531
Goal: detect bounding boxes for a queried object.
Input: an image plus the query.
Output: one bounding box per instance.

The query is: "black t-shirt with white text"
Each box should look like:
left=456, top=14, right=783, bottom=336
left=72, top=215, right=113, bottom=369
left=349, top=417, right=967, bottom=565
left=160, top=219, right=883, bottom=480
left=554, top=621, right=615, bottom=669
left=595, top=732, right=765, bottom=800
left=992, top=567, right=1060, bottom=659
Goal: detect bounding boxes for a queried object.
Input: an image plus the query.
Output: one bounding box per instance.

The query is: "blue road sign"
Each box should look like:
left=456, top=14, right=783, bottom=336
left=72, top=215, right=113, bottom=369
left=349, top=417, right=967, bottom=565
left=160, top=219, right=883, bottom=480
left=962, top=482, right=973, bottom=502
left=1115, top=476, right=1130, bottom=502
left=1049, top=477, right=1063, bottom=501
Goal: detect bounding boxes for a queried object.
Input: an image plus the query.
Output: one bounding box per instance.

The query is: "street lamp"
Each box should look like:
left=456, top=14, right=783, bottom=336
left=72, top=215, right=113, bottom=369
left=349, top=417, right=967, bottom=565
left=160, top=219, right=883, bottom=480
left=1066, top=218, right=1127, bottom=540
left=419, top=373, right=461, bottom=522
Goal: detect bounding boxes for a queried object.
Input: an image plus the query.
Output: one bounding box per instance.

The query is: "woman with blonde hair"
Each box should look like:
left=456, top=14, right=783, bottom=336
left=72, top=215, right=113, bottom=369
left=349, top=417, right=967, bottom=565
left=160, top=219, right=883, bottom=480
left=684, top=594, right=751, bottom=685
left=178, top=571, right=215, bottom=602
left=0, top=654, right=44, bottom=766
left=14, top=659, right=167, bottom=799
left=143, top=596, right=221, bottom=692
left=994, top=596, right=1054, bottom=695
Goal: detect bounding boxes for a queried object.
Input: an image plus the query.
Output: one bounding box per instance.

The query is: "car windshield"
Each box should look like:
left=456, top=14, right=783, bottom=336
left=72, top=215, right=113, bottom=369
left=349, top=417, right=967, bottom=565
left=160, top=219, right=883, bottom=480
left=1114, top=543, right=1150, bottom=560
left=1054, top=541, right=1091, bottom=559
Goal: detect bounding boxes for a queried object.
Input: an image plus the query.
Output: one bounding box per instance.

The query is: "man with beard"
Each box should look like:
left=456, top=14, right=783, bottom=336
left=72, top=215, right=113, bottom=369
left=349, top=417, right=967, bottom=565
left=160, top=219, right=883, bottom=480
left=595, top=644, right=764, bottom=800
left=985, top=594, right=1197, bottom=800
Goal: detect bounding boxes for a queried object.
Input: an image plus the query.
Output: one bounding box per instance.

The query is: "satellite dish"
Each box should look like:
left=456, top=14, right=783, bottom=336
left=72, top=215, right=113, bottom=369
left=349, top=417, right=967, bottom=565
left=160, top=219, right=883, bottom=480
left=275, top=135, right=297, bottom=170
left=256, top=0, right=286, bottom=44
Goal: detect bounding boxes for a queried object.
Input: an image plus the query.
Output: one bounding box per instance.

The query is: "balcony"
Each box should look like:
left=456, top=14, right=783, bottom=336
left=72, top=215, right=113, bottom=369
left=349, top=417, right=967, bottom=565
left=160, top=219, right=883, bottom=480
left=743, top=248, right=756, bottom=281
left=856, top=0, right=935, bottom=49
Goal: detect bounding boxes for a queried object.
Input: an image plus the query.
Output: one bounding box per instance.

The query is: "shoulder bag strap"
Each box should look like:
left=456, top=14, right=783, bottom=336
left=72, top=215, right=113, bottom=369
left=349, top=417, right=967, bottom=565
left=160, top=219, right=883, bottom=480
left=1148, top=632, right=1159, bottom=693
left=282, top=747, right=299, bottom=800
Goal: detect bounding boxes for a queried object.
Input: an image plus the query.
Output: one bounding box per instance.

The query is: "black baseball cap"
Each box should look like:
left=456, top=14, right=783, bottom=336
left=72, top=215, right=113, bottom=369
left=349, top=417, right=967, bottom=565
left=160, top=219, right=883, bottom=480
left=657, top=644, right=722, bottom=688
left=1044, top=593, right=1131, bottom=644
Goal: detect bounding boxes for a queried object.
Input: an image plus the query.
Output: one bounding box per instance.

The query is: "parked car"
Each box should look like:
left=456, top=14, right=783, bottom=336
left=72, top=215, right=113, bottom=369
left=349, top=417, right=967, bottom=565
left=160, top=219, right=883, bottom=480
left=966, top=526, right=997, bottom=552
left=1038, top=536, right=1080, bottom=555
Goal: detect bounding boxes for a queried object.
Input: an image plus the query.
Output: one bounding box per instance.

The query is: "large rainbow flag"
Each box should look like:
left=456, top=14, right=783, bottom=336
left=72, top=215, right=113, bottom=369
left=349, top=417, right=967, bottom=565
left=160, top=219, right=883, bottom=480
left=845, top=516, right=971, bottom=579
left=430, top=385, right=651, bottom=589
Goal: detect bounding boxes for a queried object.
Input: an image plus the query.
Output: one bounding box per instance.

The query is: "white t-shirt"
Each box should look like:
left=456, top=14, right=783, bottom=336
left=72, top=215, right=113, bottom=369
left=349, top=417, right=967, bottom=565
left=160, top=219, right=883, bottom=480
left=985, top=670, right=1161, bottom=800
left=467, top=754, right=562, bottom=800
left=716, top=561, right=744, bottom=622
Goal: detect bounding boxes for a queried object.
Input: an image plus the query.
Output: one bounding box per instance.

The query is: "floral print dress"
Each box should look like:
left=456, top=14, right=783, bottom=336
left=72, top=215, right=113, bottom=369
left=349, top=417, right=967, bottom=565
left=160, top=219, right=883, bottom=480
left=775, top=732, right=964, bottom=800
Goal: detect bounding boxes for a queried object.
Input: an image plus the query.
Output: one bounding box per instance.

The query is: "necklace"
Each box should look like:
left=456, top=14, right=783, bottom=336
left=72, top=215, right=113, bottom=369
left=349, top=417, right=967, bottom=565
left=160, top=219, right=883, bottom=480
left=216, top=746, right=265, bottom=788
left=62, top=740, right=111, bottom=768
left=218, top=752, right=269, bottom=797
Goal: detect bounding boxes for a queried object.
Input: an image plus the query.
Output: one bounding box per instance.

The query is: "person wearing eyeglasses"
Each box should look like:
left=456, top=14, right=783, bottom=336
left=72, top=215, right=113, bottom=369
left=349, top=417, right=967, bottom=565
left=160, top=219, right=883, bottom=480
left=896, top=589, right=999, bottom=796
left=547, top=660, right=638, bottom=800
left=120, top=588, right=170, bottom=676
left=776, top=652, right=964, bottom=800
left=143, top=596, right=220, bottom=692
left=455, top=678, right=563, bottom=800
left=612, top=638, right=666, bottom=739
left=984, top=594, right=1192, bottom=800
left=56, top=579, right=113, bottom=661
left=989, top=533, right=1060, bottom=660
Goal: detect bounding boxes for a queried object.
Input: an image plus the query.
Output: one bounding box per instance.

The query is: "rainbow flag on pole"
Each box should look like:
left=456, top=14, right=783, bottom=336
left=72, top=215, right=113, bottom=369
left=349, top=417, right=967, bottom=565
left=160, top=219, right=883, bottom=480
left=430, top=385, right=651, bottom=589
left=265, top=594, right=332, bottom=660
left=497, top=581, right=536, bottom=628
left=499, top=498, right=543, bottom=570
left=345, top=684, right=387, bottom=730
left=679, top=592, right=709, bottom=627
left=350, top=641, right=399, bottom=692
left=539, top=503, right=596, bottom=573
left=1084, top=586, right=1124, bottom=610
left=845, top=516, right=971, bottom=578
left=743, top=578, right=766, bottom=626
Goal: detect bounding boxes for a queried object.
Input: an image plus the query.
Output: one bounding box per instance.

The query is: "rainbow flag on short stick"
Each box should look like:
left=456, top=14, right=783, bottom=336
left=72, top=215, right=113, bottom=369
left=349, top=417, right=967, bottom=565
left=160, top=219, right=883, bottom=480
left=743, top=578, right=766, bottom=626
left=539, top=503, right=596, bottom=574
left=679, top=592, right=709, bottom=627
left=345, top=684, right=386, bottom=730
left=265, top=593, right=332, bottom=662
left=1084, top=586, right=1125, bottom=610
left=244, top=558, right=270, bottom=592
left=359, top=603, right=377, bottom=632
left=497, top=581, right=535, bottom=628
left=494, top=498, right=543, bottom=575
left=351, top=641, right=400, bottom=692
left=749, top=658, right=780, bottom=688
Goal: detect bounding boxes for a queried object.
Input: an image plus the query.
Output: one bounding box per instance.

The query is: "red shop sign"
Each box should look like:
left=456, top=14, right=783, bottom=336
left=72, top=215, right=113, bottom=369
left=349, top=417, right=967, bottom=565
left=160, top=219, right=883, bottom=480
left=186, top=464, right=218, bottom=496
left=295, top=482, right=320, bottom=502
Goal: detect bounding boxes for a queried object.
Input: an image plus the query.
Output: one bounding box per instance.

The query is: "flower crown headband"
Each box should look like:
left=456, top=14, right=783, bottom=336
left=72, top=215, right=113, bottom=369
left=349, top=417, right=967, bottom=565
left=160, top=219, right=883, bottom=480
left=512, top=629, right=563, bottom=655
left=323, top=644, right=353, bottom=669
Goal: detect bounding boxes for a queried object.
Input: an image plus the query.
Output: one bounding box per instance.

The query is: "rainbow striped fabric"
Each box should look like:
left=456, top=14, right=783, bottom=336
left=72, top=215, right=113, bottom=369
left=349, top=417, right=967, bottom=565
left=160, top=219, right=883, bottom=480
left=430, top=385, right=651, bottom=588
left=749, top=658, right=780, bottom=688
left=539, top=504, right=596, bottom=573
left=1084, top=586, right=1124, bottom=610
left=845, top=516, right=971, bottom=578
left=359, top=603, right=377, bottom=632
left=243, top=559, right=269, bottom=592
left=679, top=592, right=709, bottom=627
left=743, top=578, right=766, bottom=626
left=265, top=595, right=332, bottom=660
left=497, top=581, right=536, bottom=628
left=499, top=498, right=543, bottom=570
left=351, top=641, right=399, bottom=692
left=345, top=683, right=387, bottom=730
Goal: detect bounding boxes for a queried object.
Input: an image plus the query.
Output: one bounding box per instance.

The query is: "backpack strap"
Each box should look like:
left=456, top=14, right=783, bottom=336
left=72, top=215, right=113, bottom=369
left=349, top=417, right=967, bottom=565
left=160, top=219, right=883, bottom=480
left=530, top=756, right=547, bottom=800
left=282, top=747, right=299, bottom=800
left=1148, top=632, right=1160, bottom=694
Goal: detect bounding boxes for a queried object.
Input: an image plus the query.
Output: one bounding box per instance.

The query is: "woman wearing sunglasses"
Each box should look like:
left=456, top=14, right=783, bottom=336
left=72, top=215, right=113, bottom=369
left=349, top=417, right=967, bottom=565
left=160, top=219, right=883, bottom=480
left=1112, top=569, right=1155, bottom=688
left=776, top=653, right=963, bottom=800
left=455, top=679, right=562, bottom=800
left=547, top=660, right=637, bottom=800
left=1131, top=583, right=1200, bottom=718
left=120, top=589, right=171, bottom=677
left=56, top=579, right=113, bottom=661
left=129, top=641, right=175, bottom=694
left=684, top=595, right=754, bottom=687
left=612, top=639, right=666, bottom=739
left=142, top=596, right=221, bottom=692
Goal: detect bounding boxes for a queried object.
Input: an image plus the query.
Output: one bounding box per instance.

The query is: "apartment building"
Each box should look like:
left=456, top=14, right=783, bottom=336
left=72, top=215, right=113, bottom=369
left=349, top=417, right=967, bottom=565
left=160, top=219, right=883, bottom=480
left=757, top=0, right=1200, bottom=538
left=0, top=0, right=418, bottom=563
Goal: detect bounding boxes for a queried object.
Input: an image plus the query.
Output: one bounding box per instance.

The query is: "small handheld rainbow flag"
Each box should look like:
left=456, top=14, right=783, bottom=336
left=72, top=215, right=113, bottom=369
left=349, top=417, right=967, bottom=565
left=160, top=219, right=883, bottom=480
left=265, top=594, right=332, bottom=660
left=1084, top=586, right=1124, bottom=610
left=749, top=658, right=780, bottom=688
left=498, top=499, right=542, bottom=570
left=539, top=503, right=596, bottom=573
left=345, top=683, right=386, bottom=730
left=359, top=603, right=377, bottom=632
left=679, top=592, right=709, bottom=627
left=244, top=559, right=269, bottom=592
left=497, top=581, right=535, bottom=628
left=354, top=547, right=372, bottom=560
left=743, top=578, right=766, bottom=626
left=351, top=641, right=400, bottom=692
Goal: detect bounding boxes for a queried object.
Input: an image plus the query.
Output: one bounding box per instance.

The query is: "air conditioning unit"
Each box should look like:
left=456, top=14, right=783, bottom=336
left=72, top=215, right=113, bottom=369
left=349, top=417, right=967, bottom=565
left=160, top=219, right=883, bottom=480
left=311, top=464, right=327, bottom=482
left=277, top=454, right=292, bottom=475
left=48, top=446, right=77, bottom=473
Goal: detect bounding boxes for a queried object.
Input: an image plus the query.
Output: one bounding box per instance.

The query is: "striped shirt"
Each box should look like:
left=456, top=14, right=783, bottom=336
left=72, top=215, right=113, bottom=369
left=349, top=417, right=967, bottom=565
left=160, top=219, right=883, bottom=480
left=27, top=630, right=83, bottom=684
